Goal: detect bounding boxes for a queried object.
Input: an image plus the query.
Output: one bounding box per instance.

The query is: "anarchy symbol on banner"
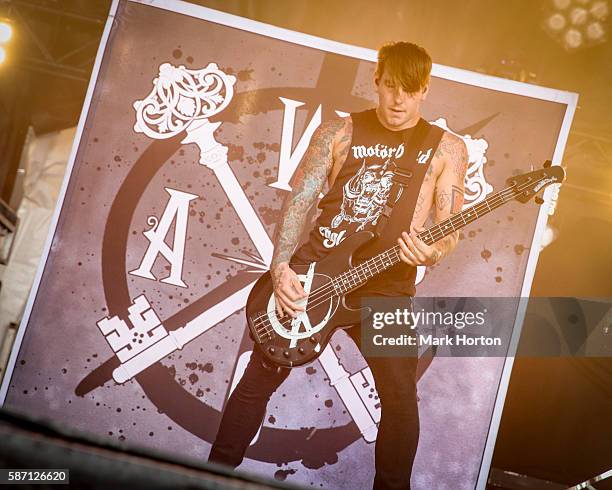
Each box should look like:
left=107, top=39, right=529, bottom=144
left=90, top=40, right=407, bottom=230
left=265, top=263, right=337, bottom=349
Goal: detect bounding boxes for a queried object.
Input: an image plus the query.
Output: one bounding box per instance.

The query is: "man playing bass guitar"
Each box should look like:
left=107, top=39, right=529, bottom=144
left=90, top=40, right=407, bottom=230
left=209, top=41, right=468, bottom=489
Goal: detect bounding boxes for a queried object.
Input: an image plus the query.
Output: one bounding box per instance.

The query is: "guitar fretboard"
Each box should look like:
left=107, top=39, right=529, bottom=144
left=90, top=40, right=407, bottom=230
left=332, top=183, right=518, bottom=295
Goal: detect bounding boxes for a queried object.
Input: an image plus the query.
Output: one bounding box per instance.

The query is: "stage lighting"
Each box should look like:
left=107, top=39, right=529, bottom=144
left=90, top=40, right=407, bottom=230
left=569, top=7, right=589, bottom=24
left=0, top=46, right=6, bottom=65
left=591, top=0, right=609, bottom=19
left=0, top=21, right=12, bottom=44
left=586, top=20, right=606, bottom=39
left=564, top=28, right=584, bottom=48
left=543, top=0, right=609, bottom=51
left=548, top=13, right=567, bottom=31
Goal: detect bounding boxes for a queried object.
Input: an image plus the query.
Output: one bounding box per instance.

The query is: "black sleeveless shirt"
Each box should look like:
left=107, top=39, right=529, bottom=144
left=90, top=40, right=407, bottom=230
left=291, top=109, right=443, bottom=297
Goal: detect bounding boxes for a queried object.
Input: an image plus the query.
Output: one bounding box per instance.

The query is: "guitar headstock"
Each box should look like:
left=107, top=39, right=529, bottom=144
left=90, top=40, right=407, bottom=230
left=505, top=161, right=565, bottom=204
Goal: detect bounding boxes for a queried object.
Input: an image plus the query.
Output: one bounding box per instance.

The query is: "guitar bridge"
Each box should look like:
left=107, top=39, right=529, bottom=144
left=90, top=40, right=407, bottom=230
left=251, top=311, right=273, bottom=344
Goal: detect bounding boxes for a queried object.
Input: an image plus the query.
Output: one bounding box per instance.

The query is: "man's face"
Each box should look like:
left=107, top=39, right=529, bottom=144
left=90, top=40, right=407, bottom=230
left=375, top=67, right=428, bottom=130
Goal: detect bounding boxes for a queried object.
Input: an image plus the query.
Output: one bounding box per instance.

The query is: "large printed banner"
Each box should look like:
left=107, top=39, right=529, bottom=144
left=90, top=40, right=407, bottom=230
left=0, top=1, right=577, bottom=488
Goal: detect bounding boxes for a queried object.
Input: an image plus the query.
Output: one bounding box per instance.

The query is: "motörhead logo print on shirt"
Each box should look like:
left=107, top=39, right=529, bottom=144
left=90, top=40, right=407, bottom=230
left=329, top=144, right=404, bottom=235
left=292, top=109, right=443, bottom=297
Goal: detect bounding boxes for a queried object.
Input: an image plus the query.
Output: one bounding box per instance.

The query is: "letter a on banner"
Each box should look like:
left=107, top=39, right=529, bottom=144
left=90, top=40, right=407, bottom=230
left=129, top=187, right=198, bottom=288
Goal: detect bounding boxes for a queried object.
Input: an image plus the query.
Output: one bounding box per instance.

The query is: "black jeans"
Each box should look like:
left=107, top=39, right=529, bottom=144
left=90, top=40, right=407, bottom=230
left=208, top=315, right=419, bottom=489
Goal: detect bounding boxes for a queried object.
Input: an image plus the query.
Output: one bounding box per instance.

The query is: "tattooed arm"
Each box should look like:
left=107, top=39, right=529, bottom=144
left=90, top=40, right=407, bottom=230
left=271, top=116, right=353, bottom=318
left=398, top=131, right=468, bottom=266
left=429, top=132, right=468, bottom=262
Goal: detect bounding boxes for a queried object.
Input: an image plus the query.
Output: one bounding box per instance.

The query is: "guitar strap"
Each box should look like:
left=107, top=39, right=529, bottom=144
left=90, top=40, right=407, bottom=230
left=358, top=118, right=445, bottom=258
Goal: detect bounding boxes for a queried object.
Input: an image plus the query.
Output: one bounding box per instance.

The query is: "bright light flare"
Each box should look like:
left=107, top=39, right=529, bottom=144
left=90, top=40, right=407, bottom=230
left=569, top=7, right=589, bottom=25
left=547, top=12, right=567, bottom=31
left=0, top=46, right=6, bottom=65
left=590, top=1, right=609, bottom=20
left=586, top=21, right=606, bottom=40
left=0, top=22, right=12, bottom=44
left=564, top=28, right=584, bottom=49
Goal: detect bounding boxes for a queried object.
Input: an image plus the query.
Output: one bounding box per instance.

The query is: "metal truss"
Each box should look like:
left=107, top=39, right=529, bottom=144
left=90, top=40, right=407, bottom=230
left=1, top=0, right=108, bottom=82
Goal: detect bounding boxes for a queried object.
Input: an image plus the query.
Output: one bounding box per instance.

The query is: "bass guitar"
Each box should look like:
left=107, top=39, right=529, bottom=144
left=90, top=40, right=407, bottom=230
left=246, top=162, right=564, bottom=367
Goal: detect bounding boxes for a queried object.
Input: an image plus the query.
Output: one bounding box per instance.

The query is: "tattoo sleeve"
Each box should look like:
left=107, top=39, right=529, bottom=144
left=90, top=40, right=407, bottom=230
left=270, top=117, right=351, bottom=272
left=431, top=133, right=468, bottom=263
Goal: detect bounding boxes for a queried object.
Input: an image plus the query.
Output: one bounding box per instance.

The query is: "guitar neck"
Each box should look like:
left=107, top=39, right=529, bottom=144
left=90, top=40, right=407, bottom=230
left=333, top=184, right=517, bottom=294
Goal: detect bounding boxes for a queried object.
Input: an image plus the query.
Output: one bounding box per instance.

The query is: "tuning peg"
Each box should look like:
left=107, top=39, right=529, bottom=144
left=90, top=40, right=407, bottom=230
left=534, top=196, right=545, bottom=205
left=543, top=160, right=552, bottom=168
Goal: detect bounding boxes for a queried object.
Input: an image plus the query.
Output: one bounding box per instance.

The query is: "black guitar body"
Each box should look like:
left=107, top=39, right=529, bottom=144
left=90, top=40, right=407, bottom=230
left=246, top=231, right=375, bottom=367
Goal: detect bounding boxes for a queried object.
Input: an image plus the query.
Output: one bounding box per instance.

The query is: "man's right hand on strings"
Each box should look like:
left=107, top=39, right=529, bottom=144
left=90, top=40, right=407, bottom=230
left=271, top=262, right=307, bottom=319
